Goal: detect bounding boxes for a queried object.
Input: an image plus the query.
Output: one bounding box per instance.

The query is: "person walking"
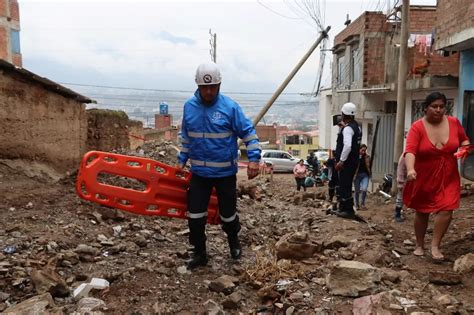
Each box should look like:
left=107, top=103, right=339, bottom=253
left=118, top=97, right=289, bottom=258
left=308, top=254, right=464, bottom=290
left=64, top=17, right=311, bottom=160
left=353, top=144, right=371, bottom=210
left=403, top=92, right=470, bottom=261
left=293, top=159, right=307, bottom=192
left=178, top=62, right=261, bottom=269
left=334, top=103, right=362, bottom=219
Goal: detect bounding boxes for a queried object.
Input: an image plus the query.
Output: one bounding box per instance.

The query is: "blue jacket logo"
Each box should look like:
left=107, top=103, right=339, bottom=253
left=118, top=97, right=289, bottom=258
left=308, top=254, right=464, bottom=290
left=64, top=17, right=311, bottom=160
left=211, top=111, right=223, bottom=123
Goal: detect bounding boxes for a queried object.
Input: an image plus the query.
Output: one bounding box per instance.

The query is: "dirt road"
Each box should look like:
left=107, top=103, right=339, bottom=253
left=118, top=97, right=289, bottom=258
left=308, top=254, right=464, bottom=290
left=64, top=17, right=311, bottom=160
left=0, top=161, right=473, bottom=314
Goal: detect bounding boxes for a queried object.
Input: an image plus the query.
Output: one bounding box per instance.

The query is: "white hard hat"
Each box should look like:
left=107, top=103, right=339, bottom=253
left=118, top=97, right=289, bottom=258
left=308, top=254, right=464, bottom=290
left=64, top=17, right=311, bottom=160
left=341, top=102, right=357, bottom=116
left=195, top=62, right=222, bottom=85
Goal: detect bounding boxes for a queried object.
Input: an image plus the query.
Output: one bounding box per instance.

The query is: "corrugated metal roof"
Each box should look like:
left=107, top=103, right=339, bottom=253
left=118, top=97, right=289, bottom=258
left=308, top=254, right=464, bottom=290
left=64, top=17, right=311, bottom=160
left=0, top=59, right=93, bottom=103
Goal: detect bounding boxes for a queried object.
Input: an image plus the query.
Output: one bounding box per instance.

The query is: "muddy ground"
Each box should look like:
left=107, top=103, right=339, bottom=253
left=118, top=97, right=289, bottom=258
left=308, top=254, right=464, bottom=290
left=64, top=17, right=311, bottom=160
left=0, top=150, right=473, bottom=314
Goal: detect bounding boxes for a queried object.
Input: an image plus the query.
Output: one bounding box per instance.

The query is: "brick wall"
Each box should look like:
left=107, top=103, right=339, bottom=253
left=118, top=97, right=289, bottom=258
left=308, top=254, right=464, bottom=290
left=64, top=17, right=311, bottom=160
left=0, top=0, right=7, bottom=16
left=407, top=6, right=459, bottom=78
left=0, top=27, right=7, bottom=61
left=9, top=0, right=19, bottom=22
left=155, top=114, right=172, bottom=130
left=256, top=125, right=277, bottom=144
left=334, top=13, right=367, bottom=47
left=435, top=0, right=474, bottom=46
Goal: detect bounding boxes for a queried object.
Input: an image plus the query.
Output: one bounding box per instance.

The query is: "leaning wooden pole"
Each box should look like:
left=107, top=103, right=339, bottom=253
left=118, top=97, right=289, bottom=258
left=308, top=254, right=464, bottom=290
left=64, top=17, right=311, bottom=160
left=251, top=26, right=330, bottom=127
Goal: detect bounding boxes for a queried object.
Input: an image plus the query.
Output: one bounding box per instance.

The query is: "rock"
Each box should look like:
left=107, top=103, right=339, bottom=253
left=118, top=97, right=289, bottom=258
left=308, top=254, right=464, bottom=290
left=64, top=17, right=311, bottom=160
left=289, top=290, right=304, bottom=301
left=75, top=244, right=100, bottom=258
left=453, top=253, right=474, bottom=274
left=381, top=268, right=401, bottom=283
left=353, top=292, right=392, bottom=315
left=3, top=293, right=58, bottom=314
left=275, top=232, right=322, bottom=260
left=410, top=313, right=433, bottom=315
left=326, top=260, right=381, bottom=297
left=203, top=299, right=224, bottom=315
left=429, top=271, right=462, bottom=285
left=403, top=239, right=414, bottom=246
left=338, top=248, right=354, bottom=260
left=302, top=192, right=316, bottom=201
left=76, top=297, right=106, bottom=314
left=324, top=235, right=351, bottom=250
left=389, top=303, right=403, bottom=310
left=237, top=181, right=261, bottom=200
left=434, top=294, right=458, bottom=306
left=0, top=291, right=10, bottom=302
left=133, top=235, right=148, bottom=247
left=292, top=194, right=303, bottom=205
left=208, top=275, right=237, bottom=295
left=177, top=266, right=187, bottom=274
left=30, top=267, right=69, bottom=297
left=222, top=291, right=242, bottom=309
left=286, top=305, right=295, bottom=315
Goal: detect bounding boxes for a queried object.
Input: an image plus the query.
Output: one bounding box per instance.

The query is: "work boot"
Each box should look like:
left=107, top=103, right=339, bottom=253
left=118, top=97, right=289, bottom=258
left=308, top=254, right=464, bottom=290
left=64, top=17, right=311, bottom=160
left=187, top=246, right=208, bottom=270
left=228, top=236, right=242, bottom=260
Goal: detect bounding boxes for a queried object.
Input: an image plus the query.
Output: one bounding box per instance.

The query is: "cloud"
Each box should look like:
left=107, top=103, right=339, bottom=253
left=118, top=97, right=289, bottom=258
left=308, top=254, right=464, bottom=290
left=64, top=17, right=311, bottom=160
left=155, top=31, right=195, bottom=46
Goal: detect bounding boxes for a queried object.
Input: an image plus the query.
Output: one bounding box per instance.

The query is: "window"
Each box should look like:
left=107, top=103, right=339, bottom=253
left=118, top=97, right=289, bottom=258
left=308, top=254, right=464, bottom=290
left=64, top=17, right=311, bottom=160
left=337, top=55, right=345, bottom=86
left=350, top=46, right=359, bottom=82
left=10, top=29, right=20, bottom=54
left=290, top=151, right=299, bottom=157
left=411, top=99, right=454, bottom=122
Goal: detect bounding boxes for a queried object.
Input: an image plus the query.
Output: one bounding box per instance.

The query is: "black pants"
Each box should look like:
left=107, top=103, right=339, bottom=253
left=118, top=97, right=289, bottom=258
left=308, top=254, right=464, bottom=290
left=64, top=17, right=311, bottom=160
left=295, top=177, right=306, bottom=191
left=336, top=162, right=357, bottom=212
left=187, top=174, right=240, bottom=253
left=328, top=168, right=339, bottom=202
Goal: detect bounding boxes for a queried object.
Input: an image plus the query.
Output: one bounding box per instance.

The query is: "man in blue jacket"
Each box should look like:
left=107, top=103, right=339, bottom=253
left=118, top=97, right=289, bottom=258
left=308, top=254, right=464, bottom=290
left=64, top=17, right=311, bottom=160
left=178, top=62, right=261, bottom=269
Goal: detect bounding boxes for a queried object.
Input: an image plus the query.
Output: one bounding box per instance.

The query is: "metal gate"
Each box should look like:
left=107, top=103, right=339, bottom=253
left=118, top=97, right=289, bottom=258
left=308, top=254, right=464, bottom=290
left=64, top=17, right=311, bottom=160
left=371, top=114, right=396, bottom=182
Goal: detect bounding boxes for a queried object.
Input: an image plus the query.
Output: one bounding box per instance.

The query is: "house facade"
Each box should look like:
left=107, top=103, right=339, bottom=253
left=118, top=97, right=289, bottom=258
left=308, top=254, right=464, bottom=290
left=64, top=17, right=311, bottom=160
left=434, top=0, right=474, bottom=179
left=320, top=5, right=460, bottom=181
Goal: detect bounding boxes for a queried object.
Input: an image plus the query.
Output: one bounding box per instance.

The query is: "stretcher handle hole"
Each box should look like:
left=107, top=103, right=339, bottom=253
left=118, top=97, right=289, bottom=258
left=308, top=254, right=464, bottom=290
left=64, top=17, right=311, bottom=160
left=95, top=193, right=109, bottom=201
left=86, top=154, right=99, bottom=166
left=103, top=156, right=118, bottom=163
left=118, top=199, right=133, bottom=207
left=80, top=181, right=89, bottom=196
left=127, top=160, right=142, bottom=167
left=97, top=172, right=147, bottom=192
left=167, top=208, right=178, bottom=215
left=155, top=166, right=166, bottom=174
left=146, top=204, right=159, bottom=211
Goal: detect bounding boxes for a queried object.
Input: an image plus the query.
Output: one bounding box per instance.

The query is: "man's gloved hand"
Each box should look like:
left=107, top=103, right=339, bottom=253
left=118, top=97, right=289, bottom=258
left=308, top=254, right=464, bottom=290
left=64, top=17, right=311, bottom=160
left=247, top=162, right=260, bottom=180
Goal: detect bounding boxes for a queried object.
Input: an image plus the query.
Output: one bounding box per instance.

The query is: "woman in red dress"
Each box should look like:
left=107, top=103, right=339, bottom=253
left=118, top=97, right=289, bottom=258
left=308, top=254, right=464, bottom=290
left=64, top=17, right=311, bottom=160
left=403, top=92, right=470, bottom=260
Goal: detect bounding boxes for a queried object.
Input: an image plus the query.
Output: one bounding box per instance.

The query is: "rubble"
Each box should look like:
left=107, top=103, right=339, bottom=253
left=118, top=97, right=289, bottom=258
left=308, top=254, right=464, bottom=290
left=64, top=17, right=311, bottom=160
left=1, top=147, right=473, bottom=313
left=453, top=253, right=474, bottom=274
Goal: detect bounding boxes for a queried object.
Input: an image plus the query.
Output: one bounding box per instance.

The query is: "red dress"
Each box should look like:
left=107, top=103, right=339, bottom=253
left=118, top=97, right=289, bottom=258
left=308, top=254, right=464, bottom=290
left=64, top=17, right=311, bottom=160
left=403, top=116, right=469, bottom=213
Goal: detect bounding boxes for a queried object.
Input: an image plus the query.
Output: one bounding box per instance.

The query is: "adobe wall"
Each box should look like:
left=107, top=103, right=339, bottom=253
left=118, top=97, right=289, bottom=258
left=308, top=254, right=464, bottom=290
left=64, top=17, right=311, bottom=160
left=0, top=72, right=87, bottom=172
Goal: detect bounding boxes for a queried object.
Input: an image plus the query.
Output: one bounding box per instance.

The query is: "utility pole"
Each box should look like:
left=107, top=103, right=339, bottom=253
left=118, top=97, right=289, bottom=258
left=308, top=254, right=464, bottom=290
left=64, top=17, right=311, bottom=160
left=209, top=29, right=217, bottom=63
left=393, top=0, right=409, bottom=193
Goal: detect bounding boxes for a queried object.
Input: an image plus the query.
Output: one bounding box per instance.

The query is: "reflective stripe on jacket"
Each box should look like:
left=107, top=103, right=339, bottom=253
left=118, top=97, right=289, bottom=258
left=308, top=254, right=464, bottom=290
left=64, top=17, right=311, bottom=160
left=178, top=90, right=261, bottom=178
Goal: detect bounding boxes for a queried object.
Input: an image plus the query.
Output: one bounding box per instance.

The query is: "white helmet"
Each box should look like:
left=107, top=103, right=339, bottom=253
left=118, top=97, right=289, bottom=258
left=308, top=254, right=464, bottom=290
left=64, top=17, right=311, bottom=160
left=341, top=102, right=357, bottom=116
left=195, top=62, right=221, bottom=85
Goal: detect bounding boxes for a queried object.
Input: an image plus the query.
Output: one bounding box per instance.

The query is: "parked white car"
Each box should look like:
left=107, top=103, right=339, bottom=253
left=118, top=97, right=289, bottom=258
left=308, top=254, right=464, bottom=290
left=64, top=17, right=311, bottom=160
left=261, top=150, right=301, bottom=173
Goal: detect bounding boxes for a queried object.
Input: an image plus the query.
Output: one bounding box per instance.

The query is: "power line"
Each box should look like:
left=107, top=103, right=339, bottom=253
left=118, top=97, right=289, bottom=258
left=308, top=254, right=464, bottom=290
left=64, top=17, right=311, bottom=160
left=59, top=82, right=309, bottom=95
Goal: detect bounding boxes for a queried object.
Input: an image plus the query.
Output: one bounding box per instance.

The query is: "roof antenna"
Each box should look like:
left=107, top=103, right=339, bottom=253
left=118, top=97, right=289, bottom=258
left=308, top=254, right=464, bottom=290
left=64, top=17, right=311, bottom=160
left=344, top=14, right=351, bottom=26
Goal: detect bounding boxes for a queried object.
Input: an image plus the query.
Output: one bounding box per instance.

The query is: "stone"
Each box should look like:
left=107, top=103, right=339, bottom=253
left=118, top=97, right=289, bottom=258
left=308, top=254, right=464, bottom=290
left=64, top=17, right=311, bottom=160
left=302, top=192, right=316, bottom=201
left=403, top=239, right=414, bottom=246
left=324, top=235, right=351, bottom=250
left=76, top=297, right=106, bottom=314
left=353, top=292, right=392, bottom=315
left=75, top=244, right=100, bottom=257
left=326, top=260, right=381, bottom=297
left=133, top=235, right=148, bottom=247
left=286, top=305, right=295, bottom=315
left=177, top=266, right=187, bottom=274
left=203, top=299, right=224, bottom=315
left=381, top=268, right=401, bottom=283
left=30, top=267, right=69, bottom=297
left=222, top=291, right=242, bottom=309
left=453, top=253, right=474, bottom=274
left=429, top=271, right=462, bottom=285
left=275, top=232, right=322, bottom=260
left=208, top=275, right=237, bottom=295
left=3, top=293, right=58, bottom=314
left=289, top=290, right=304, bottom=301
left=434, top=294, right=458, bottom=306
left=338, top=248, right=355, bottom=260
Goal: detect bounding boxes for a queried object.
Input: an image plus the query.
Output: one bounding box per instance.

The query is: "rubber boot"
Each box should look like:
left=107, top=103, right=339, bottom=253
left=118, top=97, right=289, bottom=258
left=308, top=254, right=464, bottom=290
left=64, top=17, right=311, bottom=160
left=336, top=199, right=355, bottom=219
left=394, top=206, right=404, bottom=222
left=187, top=245, right=208, bottom=270
left=228, top=235, right=242, bottom=260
